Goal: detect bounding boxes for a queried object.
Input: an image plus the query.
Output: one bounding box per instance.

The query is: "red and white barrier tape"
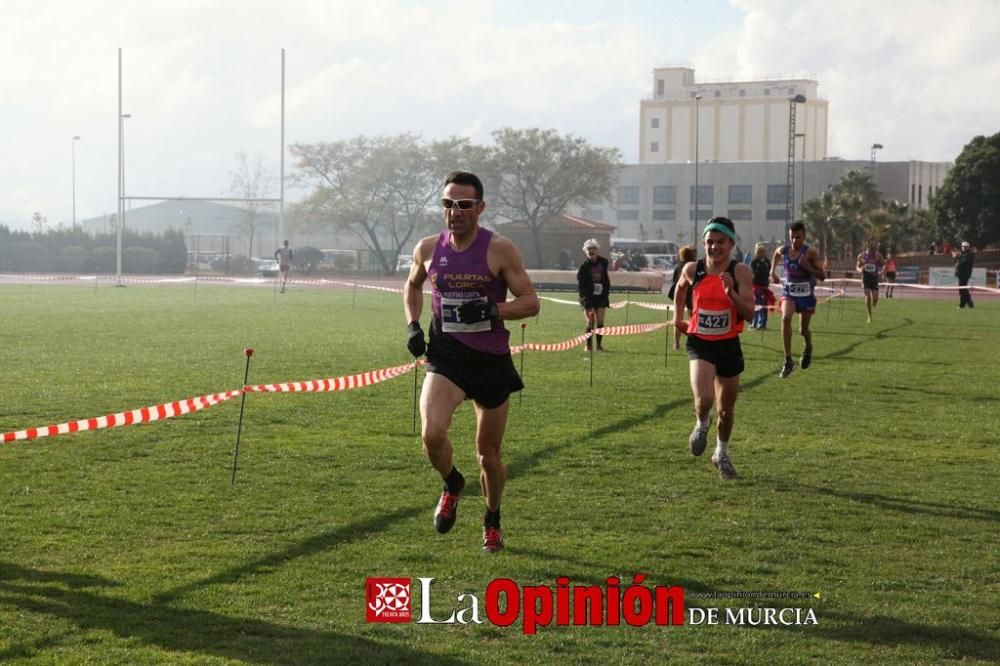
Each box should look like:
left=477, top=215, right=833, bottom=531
left=1, top=390, right=242, bottom=443
left=540, top=295, right=673, bottom=311
left=1, top=323, right=677, bottom=444
left=244, top=361, right=419, bottom=393
left=512, top=334, right=591, bottom=353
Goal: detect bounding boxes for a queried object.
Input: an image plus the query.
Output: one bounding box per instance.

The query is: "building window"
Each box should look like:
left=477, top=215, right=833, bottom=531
left=728, top=210, right=752, bottom=221
left=714, top=90, right=721, bottom=97
left=766, top=209, right=788, bottom=221
left=788, top=87, right=795, bottom=95
left=617, top=209, right=640, bottom=221
left=767, top=184, right=789, bottom=204
left=651, top=117, right=660, bottom=128
left=728, top=185, right=752, bottom=204
left=911, top=184, right=916, bottom=203
left=657, top=79, right=664, bottom=96
left=689, top=185, right=714, bottom=205
left=650, top=142, right=659, bottom=153
left=918, top=185, right=922, bottom=206
left=581, top=208, right=604, bottom=221
left=617, top=186, right=639, bottom=205
left=690, top=91, right=698, bottom=98
left=764, top=88, right=771, bottom=96
left=653, top=185, right=676, bottom=205
left=652, top=209, right=676, bottom=221
left=739, top=89, right=746, bottom=97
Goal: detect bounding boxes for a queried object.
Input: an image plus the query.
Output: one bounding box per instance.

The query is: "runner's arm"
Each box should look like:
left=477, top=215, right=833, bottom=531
left=403, top=237, right=433, bottom=324
left=495, top=237, right=540, bottom=321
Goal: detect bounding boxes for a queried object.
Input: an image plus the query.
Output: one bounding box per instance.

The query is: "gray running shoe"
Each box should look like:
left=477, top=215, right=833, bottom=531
left=689, top=425, right=709, bottom=456
left=712, top=454, right=738, bottom=480
left=779, top=358, right=795, bottom=378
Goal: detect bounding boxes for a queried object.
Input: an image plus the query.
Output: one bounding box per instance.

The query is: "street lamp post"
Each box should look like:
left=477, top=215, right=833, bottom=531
left=870, top=142, right=884, bottom=181
left=785, top=94, right=807, bottom=239
left=71, top=136, right=80, bottom=227
left=693, top=94, right=702, bottom=248
left=795, top=133, right=806, bottom=222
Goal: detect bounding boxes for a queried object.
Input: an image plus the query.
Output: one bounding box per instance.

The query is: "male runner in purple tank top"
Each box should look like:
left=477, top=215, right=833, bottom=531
left=403, top=171, right=540, bottom=553
left=770, top=221, right=826, bottom=378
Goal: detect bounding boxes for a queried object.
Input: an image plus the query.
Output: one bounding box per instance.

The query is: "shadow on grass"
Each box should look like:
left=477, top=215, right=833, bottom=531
left=0, top=564, right=468, bottom=665
left=802, top=609, right=999, bottom=661
left=154, top=505, right=424, bottom=604
left=765, top=479, right=1000, bottom=523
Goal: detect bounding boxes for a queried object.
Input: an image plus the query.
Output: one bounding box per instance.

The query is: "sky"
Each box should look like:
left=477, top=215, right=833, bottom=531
left=1, top=0, right=998, bottom=230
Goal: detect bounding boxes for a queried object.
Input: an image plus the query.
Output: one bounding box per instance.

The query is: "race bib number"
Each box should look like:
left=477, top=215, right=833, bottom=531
left=592, top=284, right=603, bottom=296
left=696, top=308, right=731, bottom=336
left=787, top=281, right=811, bottom=297
left=441, top=296, right=492, bottom=333
left=864, top=263, right=877, bottom=273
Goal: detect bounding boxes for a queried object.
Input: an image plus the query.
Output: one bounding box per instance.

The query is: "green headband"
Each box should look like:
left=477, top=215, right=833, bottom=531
left=703, top=221, right=736, bottom=242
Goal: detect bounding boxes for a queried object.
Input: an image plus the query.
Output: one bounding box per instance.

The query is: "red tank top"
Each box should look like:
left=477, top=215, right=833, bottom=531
left=690, top=260, right=743, bottom=341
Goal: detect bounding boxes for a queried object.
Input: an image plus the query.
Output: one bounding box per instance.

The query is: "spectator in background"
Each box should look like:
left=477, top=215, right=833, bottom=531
left=669, top=245, right=698, bottom=349
left=750, top=244, right=773, bottom=330
left=577, top=239, right=612, bottom=351
left=954, top=241, right=975, bottom=309
left=883, top=253, right=898, bottom=298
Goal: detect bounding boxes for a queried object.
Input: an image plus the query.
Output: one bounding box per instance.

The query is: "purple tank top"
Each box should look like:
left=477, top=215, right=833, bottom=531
left=430, top=227, right=510, bottom=354
left=590, top=261, right=604, bottom=293
left=782, top=244, right=815, bottom=298
left=860, top=251, right=879, bottom=274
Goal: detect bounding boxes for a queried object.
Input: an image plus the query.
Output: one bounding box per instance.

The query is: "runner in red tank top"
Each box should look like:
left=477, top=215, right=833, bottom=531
left=672, top=217, right=755, bottom=480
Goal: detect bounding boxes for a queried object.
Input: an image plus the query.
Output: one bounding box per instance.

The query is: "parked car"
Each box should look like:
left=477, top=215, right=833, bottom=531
left=253, top=257, right=281, bottom=277
left=645, top=254, right=678, bottom=272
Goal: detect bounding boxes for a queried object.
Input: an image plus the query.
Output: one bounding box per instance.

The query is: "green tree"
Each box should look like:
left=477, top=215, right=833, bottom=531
left=933, top=132, right=1000, bottom=246
left=290, top=135, right=477, bottom=274
left=486, top=128, right=620, bottom=269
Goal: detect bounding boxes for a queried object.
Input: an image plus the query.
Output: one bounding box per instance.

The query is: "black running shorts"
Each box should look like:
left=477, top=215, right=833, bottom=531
left=426, top=326, right=524, bottom=409
left=580, top=294, right=610, bottom=309
left=862, top=273, right=879, bottom=290
left=686, top=335, right=745, bottom=378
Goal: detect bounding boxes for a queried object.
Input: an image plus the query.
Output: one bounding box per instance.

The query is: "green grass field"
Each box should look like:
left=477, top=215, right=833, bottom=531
left=1, top=283, right=998, bottom=665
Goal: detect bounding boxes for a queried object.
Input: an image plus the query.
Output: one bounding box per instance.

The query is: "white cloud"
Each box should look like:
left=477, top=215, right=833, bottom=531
left=1, top=0, right=996, bottom=229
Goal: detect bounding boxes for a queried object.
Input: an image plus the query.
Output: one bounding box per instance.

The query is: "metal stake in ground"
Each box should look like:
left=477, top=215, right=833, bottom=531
left=231, top=347, right=254, bottom=485
left=664, top=321, right=669, bottom=369
left=625, top=292, right=631, bottom=325
left=589, top=330, right=595, bottom=387
left=411, top=360, right=419, bottom=435
left=519, top=323, right=526, bottom=406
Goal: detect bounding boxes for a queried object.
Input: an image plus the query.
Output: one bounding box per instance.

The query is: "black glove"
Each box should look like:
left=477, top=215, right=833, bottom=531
left=456, top=299, right=499, bottom=324
left=406, top=321, right=426, bottom=357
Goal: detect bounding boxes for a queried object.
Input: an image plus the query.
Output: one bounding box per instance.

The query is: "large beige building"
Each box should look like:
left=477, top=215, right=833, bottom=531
left=639, top=67, right=829, bottom=164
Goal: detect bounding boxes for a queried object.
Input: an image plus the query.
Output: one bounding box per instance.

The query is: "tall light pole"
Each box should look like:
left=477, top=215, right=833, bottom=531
left=116, top=112, right=131, bottom=285
left=71, top=136, right=80, bottom=227
left=693, top=93, right=702, bottom=248
left=870, top=142, right=884, bottom=181
left=795, top=133, right=805, bottom=222
left=785, top=94, right=806, bottom=239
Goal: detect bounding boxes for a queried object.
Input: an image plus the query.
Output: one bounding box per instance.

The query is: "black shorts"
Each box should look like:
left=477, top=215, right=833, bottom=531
left=426, top=326, right=523, bottom=409
left=885, top=272, right=896, bottom=281
left=580, top=295, right=610, bottom=310
left=862, top=273, right=879, bottom=290
left=686, top=335, right=745, bottom=378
